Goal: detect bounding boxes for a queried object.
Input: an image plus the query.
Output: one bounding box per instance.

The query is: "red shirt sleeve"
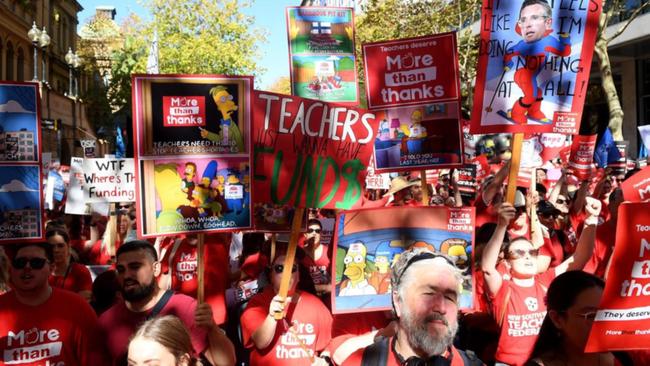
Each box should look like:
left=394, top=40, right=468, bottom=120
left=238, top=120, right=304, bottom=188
left=240, top=290, right=272, bottom=349
left=74, top=263, right=93, bottom=292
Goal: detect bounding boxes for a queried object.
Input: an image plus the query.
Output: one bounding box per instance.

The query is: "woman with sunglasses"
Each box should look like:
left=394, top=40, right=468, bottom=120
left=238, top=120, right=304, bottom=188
left=47, top=227, right=93, bottom=301
left=240, top=246, right=333, bottom=365
left=481, top=197, right=601, bottom=366
left=526, top=271, right=625, bottom=366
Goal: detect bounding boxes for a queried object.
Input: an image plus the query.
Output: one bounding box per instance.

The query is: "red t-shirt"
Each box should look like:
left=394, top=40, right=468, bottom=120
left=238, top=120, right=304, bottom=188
left=241, top=252, right=269, bottom=280
left=328, top=311, right=390, bottom=359
left=474, top=193, right=498, bottom=228
left=299, top=246, right=331, bottom=286
left=490, top=271, right=555, bottom=366
left=86, top=239, right=122, bottom=265
left=49, top=262, right=93, bottom=293
left=241, top=288, right=333, bottom=365
left=342, top=337, right=470, bottom=366
left=98, top=292, right=208, bottom=365
left=0, top=288, right=108, bottom=366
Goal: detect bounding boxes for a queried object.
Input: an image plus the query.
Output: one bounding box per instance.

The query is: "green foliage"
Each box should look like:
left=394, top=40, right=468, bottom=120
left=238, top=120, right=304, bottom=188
left=263, top=76, right=291, bottom=95
left=355, top=0, right=481, bottom=115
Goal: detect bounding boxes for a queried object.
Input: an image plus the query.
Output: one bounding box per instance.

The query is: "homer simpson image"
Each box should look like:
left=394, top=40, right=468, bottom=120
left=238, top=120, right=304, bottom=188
left=199, top=86, right=244, bottom=152
left=339, top=241, right=377, bottom=296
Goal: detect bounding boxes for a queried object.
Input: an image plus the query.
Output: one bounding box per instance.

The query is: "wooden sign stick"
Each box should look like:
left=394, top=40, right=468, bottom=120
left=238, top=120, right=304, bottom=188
left=274, top=207, right=305, bottom=320
left=197, top=233, right=205, bottom=303
left=506, top=133, right=524, bottom=204
left=270, top=233, right=277, bottom=263
left=420, top=170, right=429, bottom=206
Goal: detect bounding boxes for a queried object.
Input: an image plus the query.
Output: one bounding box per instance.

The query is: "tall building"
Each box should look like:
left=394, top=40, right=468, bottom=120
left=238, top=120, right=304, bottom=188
left=0, top=0, right=101, bottom=163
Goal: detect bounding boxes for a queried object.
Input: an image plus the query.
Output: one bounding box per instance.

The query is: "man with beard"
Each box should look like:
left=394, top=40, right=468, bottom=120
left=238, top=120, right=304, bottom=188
left=98, top=240, right=235, bottom=366
left=342, top=248, right=483, bottom=365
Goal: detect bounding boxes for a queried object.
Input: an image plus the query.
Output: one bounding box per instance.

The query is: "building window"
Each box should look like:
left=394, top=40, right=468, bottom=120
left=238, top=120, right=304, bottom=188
left=17, top=47, right=25, bottom=81
left=5, top=41, right=14, bottom=81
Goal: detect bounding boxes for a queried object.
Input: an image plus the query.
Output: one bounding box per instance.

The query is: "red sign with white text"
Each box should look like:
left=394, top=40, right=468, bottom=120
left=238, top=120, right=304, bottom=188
left=362, top=33, right=461, bottom=110
left=568, top=134, right=597, bottom=180
left=162, top=96, right=206, bottom=127
left=252, top=91, right=379, bottom=209
left=585, top=202, right=650, bottom=352
left=621, top=166, right=650, bottom=202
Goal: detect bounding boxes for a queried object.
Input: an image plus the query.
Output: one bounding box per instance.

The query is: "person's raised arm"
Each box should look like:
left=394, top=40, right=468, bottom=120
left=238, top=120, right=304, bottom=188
left=557, top=197, right=601, bottom=274
left=195, top=303, right=236, bottom=366
left=451, top=170, right=463, bottom=208
left=482, top=161, right=510, bottom=205
left=570, top=178, right=591, bottom=216
left=481, top=203, right=515, bottom=295
left=547, top=170, right=566, bottom=204
left=250, top=295, right=289, bottom=350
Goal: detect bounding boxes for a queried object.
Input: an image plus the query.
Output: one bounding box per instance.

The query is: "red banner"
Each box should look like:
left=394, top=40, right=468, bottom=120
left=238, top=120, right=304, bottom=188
left=568, top=134, right=597, bottom=180
left=252, top=91, right=379, bottom=209
left=585, top=202, right=650, bottom=352
left=470, top=0, right=602, bottom=134
left=362, top=33, right=461, bottom=110
left=621, top=166, right=650, bottom=202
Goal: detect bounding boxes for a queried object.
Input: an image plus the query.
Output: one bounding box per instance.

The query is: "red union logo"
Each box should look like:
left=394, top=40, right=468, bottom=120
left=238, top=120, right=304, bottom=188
left=162, top=96, right=206, bottom=127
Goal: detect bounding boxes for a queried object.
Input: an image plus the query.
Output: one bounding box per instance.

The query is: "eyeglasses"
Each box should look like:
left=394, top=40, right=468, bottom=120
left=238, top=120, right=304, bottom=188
left=307, top=228, right=321, bottom=234
left=507, top=248, right=539, bottom=259
left=12, top=257, right=48, bottom=270
left=518, top=14, right=548, bottom=25
left=273, top=264, right=298, bottom=274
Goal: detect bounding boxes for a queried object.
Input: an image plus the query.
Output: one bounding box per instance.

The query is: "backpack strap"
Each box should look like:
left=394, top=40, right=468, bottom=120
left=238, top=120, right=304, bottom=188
left=455, top=348, right=483, bottom=366
left=361, top=336, right=390, bottom=366
left=146, top=290, right=173, bottom=320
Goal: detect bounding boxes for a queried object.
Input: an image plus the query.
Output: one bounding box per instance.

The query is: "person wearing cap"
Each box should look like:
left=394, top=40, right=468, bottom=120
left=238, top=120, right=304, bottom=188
left=384, top=176, right=422, bottom=207
left=536, top=200, right=566, bottom=270
left=481, top=197, right=601, bottom=366
left=342, top=247, right=483, bottom=365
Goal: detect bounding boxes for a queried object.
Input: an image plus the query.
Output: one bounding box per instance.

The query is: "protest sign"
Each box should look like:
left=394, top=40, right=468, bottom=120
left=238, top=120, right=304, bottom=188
left=65, top=157, right=89, bottom=215
left=585, top=202, right=650, bottom=352
left=332, top=206, right=475, bottom=313
left=0, top=165, right=43, bottom=243
left=456, top=165, right=477, bottom=202
left=0, top=82, right=41, bottom=163
left=639, top=125, right=650, bottom=151
left=373, top=103, right=463, bottom=172
left=132, top=75, right=253, bottom=237
left=252, top=90, right=379, bottom=210
left=253, top=204, right=299, bottom=232
left=621, top=166, right=650, bottom=202
left=568, top=134, right=597, bottom=180
left=80, top=139, right=96, bottom=158
left=471, top=0, right=602, bottom=134
left=286, top=7, right=358, bottom=104
left=538, top=133, right=569, bottom=162
left=78, top=158, right=135, bottom=203
left=362, top=33, right=461, bottom=110
left=609, top=141, right=628, bottom=177
left=365, top=154, right=390, bottom=190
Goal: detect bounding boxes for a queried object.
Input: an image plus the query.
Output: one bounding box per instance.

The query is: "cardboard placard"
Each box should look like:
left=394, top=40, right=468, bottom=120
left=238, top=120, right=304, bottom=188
left=621, top=166, right=650, bottom=202
left=471, top=0, right=602, bottom=134
left=0, top=165, right=43, bottom=243
left=568, top=134, right=597, bottom=180
left=80, top=158, right=135, bottom=203
left=0, top=82, right=42, bottom=164
left=332, top=206, right=475, bottom=313
left=585, top=202, right=650, bottom=352
left=286, top=6, right=358, bottom=105
left=252, top=90, right=378, bottom=209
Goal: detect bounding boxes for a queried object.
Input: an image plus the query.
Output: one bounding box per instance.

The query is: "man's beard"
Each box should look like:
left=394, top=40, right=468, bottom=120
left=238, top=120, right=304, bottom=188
left=401, top=307, right=458, bottom=357
left=121, top=279, right=156, bottom=302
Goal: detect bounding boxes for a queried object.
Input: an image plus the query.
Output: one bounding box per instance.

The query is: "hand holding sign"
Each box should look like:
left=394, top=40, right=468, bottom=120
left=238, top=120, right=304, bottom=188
left=497, top=202, right=516, bottom=227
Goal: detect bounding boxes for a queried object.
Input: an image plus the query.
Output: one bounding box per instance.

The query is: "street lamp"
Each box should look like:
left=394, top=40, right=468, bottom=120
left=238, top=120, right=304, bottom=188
left=27, top=22, right=41, bottom=81
left=65, top=49, right=81, bottom=97
left=39, top=27, right=50, bottom=84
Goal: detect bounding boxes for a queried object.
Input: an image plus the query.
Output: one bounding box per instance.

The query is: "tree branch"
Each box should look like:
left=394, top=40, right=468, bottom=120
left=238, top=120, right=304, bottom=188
left=607, top=2, right=650, bottom=43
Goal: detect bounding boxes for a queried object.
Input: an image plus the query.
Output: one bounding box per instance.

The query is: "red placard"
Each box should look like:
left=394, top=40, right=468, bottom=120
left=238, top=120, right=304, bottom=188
left=621, top=166, right=650, bottom=202
left=585, top=202, right=650, bottom=352
left=568, top=134, right=597, bottom=180
left=162, top=96, right=206, bottom=127
left=470, top=0, right=602, bottom=134
left=362, top=33, right=461, bottom=110
left=252, top=91, right=379, bottom=209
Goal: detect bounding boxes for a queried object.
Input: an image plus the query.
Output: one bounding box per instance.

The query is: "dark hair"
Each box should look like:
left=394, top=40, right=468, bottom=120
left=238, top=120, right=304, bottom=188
left=535, top=183, right=547, bottom=196
left=520, top=0, right=552, bottom=18
left=116, top=240, right=158, bottom=262
left=130, top=315, right=198, bottom=366
left=45, top=227, right=70, bottom=245
left=306, top=219, right=322, bottom=229
left=91, top=269, right=120, bottom=316
left=501, top=236, right=529, bottom=258
left=528, top=271, right=605, bottom=360
left=15, top=242, right=54, bottom=262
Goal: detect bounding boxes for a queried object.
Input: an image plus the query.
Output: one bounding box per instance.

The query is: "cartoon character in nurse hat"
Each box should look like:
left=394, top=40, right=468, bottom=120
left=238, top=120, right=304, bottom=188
left=339, top=241, right=377, bottom=296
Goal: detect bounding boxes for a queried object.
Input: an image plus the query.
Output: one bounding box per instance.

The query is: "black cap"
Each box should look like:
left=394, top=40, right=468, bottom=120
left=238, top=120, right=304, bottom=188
left=537, top=200, right=561, bottom=216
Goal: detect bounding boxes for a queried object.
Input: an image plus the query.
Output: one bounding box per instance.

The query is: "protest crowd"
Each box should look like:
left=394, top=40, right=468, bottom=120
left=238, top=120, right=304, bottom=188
left=3, top=1, right=650, bottom=366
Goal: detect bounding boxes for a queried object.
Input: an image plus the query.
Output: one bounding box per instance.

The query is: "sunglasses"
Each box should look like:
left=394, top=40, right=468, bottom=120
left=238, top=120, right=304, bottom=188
left=307, top=228, right=321, bottom=234
left=12, top=257, right=48, bottom=270
left=273, top=264, right=298, bottom=274
left=540, top=212, right=559, bottom=218
left=507, top=248, right=539, bottom=259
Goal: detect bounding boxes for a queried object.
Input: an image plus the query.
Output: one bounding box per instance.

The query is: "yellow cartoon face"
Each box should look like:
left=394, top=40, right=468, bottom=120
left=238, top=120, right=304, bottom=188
left=184, top=164, right=196, bottom=180
left=343, top=242, right=367, bottom=284
left=227, top=174, right=240, bottom=184
left=375, top=255, right=390, bottom=274
left=154, top=164, right=190, bottom=211
left=212, top=89, right=238, bottom=120
left=411, top=109, right=423, bottom=124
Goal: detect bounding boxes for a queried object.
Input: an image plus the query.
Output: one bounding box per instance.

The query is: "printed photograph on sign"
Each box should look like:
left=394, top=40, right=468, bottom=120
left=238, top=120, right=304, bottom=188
left=132, top=75, right=252, bottom=156
left=253, top=204, right=300, bottom=232
left=0, top=82, right=41, bottom=163
left=291, top=55, right=358, bottom=103
left=332, top=206, right=475, bottom=314
left=137, top=157, right=251, bottom=237
left=373, top=102, right=463, bottom=172
left=0, top=165, right=43, bottom=242
left=471, top=0, right=602, bottom=134
left=287, top=7, right=354, bottom=55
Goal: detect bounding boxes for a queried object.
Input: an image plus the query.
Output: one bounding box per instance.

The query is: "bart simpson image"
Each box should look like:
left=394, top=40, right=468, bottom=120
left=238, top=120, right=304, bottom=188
left=199, top=86, right=244, bottom=152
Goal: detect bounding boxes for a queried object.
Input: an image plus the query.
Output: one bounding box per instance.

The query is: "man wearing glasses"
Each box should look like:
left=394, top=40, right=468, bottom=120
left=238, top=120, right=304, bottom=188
left=481, top=197, right=601, bottom=365
left=502, top=0, right=572, bottom=125
left=342, top=248, right=483, bottom=365
left=0, top=243, right=108, bottom=365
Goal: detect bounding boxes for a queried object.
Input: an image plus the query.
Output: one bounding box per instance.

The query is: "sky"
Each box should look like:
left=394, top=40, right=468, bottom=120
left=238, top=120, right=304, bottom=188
left=77, top=0, right=300, bottom=88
